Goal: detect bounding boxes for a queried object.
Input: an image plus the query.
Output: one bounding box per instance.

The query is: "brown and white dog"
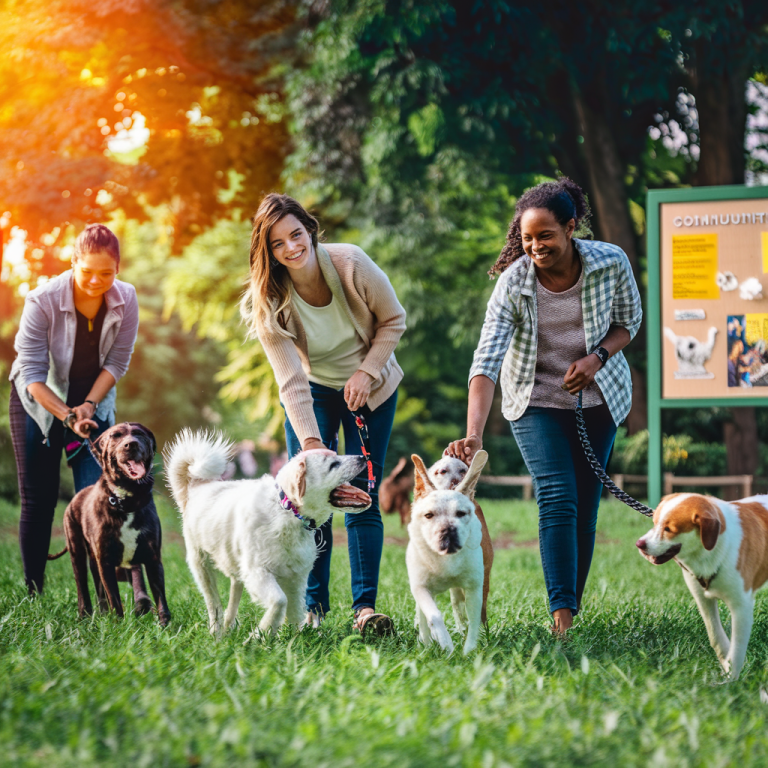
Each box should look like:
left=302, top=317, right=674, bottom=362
left=636, top=492, right=768, bottom=681
left=49, top=423, right=171, bottom=626
left=428, top=455, right=494, bottom=624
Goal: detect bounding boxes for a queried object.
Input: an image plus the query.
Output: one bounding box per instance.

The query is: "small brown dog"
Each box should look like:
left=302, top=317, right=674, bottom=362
left=49, top=423, right=171, bottom=625
left=379, top=456, right=414, bottom=526
left=428, top=455, right=494, bottom=624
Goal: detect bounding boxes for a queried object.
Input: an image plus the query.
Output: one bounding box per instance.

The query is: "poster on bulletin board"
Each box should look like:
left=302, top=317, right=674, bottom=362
left=658, top=192, right=768, bottom=399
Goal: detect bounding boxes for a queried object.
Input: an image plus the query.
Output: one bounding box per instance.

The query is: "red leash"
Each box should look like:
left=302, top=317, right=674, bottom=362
left=353, top=411, right=375, bottom=492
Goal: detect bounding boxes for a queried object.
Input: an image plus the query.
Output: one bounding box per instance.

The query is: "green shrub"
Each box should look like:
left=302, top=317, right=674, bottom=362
left=611, top=428, right=727, bottom=476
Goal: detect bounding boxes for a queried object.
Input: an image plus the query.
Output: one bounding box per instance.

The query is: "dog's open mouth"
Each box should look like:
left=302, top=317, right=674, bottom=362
left=122, top=459, right=147, bottom=480
left=329, top=483, right=371, bottom=509
left=644, top=543, right=682, bottom=565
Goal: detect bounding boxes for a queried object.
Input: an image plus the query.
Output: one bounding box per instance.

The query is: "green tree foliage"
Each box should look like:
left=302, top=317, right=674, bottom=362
left=283, top=0, right=768, bottom=447
left=3, top=0, right=768, bottom=488
left=0, top=0, right=293, bottom=251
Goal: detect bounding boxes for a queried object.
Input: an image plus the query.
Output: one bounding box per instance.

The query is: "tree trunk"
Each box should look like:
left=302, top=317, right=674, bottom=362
left=571, top=88, right=640, bottom=277
left=723, top=411, right=759, bottom=500
left=571, top=85, right=647, bottom=433
left=689, top=41, right=756, bottom=481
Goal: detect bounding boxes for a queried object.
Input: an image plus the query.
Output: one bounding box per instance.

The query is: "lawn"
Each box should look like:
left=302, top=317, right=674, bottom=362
left=1, top=488, right=767, bottom=767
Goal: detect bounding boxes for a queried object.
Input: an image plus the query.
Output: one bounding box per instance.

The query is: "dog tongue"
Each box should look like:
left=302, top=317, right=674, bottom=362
left=330, top=483, right=371, bottom=507
left=125, top=460, right=146, bottom=479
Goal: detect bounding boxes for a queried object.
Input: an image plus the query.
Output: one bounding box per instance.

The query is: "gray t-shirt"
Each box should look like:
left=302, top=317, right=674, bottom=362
left=529, top=271, right=604, bottom=409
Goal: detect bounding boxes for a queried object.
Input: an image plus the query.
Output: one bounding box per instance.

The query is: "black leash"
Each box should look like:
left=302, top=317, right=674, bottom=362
left=574, top=391, right=654, bottom=518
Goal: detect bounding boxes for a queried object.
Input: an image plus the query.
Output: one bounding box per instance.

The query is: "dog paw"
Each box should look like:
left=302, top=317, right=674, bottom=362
left=431, top=632, right=454, bottom=654
left=134, top=596, right=152, bottom=616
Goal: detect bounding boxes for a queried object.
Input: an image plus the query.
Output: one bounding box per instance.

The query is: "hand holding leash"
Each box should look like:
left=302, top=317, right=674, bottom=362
left=562, top=354, right=602, bottom=394
left=345, top=370, right=374, bottom=412
left=72, top=418, right=98, bottom=439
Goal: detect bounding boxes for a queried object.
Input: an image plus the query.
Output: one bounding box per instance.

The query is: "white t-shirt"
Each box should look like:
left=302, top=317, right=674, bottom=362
left=291, top=287, right=367, bottom=389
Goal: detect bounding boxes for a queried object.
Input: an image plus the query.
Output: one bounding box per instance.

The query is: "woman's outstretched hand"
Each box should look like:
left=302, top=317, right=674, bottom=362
left=345, top=370, right=374, bottom=412
left=444, top=435, right=483, bottom=466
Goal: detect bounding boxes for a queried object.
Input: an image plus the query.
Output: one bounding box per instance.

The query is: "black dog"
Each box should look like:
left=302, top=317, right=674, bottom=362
left=49, top=423, right=171, bottom=625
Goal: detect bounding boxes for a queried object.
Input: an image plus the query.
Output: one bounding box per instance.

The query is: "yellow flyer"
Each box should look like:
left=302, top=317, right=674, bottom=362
left=745, top=314, right=768, bottom=346
left=671, top=233, right=719, bottom=299
left=762, top=231, right=768, bottom=273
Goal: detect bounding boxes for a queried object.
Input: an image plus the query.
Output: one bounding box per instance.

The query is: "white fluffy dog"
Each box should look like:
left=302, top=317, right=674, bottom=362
left=406, top=450, right=488, bottom=655
left=164, top=431, right=371, bottom=637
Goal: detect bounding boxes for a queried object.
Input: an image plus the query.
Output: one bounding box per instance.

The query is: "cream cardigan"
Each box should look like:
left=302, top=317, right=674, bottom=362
left=257, top=243, right=406, bottom=446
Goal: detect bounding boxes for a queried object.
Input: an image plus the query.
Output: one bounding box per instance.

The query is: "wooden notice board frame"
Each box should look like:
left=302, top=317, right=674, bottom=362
left=647, top=184, right=768, bottom=506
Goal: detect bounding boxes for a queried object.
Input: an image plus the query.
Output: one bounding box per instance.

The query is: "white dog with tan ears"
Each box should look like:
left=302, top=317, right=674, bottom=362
left=428, top=455, right=494, bottom=624
left=164, top=431, right=371, bottom=638
left=407, top=450, right=488, bottom=655
left=636, top=492, right=768, bottom=681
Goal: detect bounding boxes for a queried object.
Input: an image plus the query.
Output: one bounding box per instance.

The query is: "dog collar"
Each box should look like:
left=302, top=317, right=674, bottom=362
left=676, top=559, right=719, bottom=590
left=276, top=483, right=316, bottom=530
left=108, top=495, right=127, bottom=511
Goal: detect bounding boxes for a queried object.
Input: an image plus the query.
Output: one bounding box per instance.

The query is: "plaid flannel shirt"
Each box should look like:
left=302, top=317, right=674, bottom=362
left=468, top=239, right=643, bottom=425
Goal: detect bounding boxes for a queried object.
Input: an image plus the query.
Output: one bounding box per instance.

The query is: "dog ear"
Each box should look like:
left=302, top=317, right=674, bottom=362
left=284, top=457, right=307, bottom=507
left=128, top=423, right=157, bottom=453
left=663, top=327, right=678, bottom=344
left=89, top=431, right=107, bottom=467
left=411, top=454, right=436, bottom=501
left=144, top=427, right=157, bottom=454
left=454, top=450, right=488, bottom=501
left=392, top=456, right=408, bottom=479
left=695, top=509, right=721, bottom=551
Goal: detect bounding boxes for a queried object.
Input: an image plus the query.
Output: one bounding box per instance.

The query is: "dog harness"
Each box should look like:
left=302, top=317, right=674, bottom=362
left=276, top=484, right=317, bottom=530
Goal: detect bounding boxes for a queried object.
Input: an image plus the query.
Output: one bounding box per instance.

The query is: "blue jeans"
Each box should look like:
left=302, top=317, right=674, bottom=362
left=511, top=403, right=617, bottom=616
left=9, top=383, right=108, bottom=593
left=283, top=383, right=397, bottom=614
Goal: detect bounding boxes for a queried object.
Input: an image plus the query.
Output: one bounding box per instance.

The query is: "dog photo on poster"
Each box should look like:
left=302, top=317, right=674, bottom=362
left=727, top=314, right=768, bottom=387
left=663, top=326, right=717, bottom=379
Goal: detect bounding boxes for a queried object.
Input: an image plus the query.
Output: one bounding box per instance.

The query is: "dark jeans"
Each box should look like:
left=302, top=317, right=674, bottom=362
left=511, top=403, right=617, bottom=616
left=9, top=383, right=107, bottom=593
left=283, top=383, right=397, bottom=615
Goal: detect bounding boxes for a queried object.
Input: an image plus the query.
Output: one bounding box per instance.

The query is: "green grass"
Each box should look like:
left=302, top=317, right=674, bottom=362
left=1, top=491, right=768, bottom=767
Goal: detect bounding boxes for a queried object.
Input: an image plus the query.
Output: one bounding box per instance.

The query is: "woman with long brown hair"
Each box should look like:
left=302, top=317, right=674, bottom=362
left=242, top=194, right=406, bottom=634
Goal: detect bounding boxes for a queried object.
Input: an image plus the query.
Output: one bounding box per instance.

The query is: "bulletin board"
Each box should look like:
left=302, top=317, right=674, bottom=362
left=646, top=184, right=768, bottom=504
left=659, top=196, right=768, bottom=398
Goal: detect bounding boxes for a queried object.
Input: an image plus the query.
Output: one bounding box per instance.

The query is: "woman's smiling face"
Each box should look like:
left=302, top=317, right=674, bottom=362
left=72, top=250, right=118, bottom=298
left=520, top=208, right=575, bottom=272
left=268, top=214, right=314, bottom=271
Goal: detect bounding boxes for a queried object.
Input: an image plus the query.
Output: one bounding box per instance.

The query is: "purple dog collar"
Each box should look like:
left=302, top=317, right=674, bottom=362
left=276, top=483, right=316, bottom=530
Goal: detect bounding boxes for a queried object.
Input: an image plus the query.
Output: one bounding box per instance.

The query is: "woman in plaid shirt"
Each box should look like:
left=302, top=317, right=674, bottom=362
left=447, top=178, right=642, bottom=635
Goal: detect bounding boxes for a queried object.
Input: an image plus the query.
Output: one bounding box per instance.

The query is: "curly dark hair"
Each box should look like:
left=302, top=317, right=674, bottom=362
left=488, top=177, right=592, bottom=277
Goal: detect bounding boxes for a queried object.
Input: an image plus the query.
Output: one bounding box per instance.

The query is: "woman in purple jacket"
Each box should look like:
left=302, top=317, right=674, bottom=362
left=9, top=225, right=141, bottom=596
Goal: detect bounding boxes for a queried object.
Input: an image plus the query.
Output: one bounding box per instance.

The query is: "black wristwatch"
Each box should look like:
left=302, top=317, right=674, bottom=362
left=62, top=411, right=77, bottom=430
left=591, top=346, right=610, bottom=368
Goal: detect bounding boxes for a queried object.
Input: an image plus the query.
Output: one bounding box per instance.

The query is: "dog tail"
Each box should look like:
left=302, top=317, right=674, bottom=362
left=47, top=548, right=68, bottom=560
left=163, top=429, right=235, bottom=511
